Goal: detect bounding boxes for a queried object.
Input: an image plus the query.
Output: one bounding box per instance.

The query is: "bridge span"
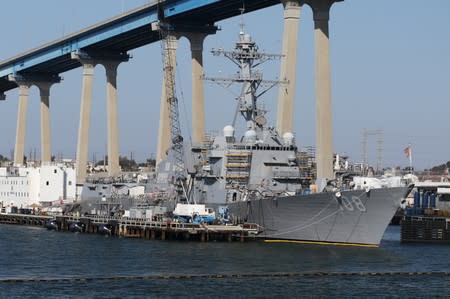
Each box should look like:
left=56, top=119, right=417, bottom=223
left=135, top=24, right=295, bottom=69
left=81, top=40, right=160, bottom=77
left=0, top=0, right=344, bottom=186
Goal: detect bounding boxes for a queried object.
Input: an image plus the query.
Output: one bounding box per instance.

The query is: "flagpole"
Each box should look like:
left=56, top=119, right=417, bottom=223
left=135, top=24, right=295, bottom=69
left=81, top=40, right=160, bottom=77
left=409, top=144, right=413, bottom=174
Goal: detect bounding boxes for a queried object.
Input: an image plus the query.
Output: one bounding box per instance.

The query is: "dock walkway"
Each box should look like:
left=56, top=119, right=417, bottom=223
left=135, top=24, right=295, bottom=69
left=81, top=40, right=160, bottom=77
left=0, top=213, right=261, bottom=242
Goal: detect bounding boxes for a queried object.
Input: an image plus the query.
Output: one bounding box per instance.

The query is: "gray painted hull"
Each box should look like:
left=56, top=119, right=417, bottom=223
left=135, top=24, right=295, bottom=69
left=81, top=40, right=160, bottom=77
left=228, top=187, right=408, bottom=246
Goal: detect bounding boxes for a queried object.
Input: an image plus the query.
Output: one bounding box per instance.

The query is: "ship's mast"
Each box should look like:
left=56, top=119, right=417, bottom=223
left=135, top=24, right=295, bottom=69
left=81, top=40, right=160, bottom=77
left=206, top=25, right=284, bottom=133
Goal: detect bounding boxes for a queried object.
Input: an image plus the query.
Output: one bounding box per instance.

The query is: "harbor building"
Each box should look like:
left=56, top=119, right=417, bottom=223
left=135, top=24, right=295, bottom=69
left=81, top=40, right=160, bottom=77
left=0, top=162, right=76, bottom=213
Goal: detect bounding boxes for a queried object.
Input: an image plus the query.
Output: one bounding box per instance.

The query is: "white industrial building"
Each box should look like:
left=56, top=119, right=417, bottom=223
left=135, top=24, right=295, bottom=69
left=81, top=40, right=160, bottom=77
left=0, top=163, right=76, bottom=211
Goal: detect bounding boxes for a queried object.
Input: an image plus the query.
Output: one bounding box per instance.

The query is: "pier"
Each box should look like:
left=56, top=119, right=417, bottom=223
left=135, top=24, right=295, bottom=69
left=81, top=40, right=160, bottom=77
left=0, top=213, right=260, bottom=243
left=0, top=214, right=51, bottom=226
left=401, top=216, right=450, bottom=243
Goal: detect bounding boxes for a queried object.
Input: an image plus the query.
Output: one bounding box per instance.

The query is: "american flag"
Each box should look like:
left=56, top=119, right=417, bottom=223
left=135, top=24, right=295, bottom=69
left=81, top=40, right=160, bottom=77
left=404, top=146, right=411, bottom=158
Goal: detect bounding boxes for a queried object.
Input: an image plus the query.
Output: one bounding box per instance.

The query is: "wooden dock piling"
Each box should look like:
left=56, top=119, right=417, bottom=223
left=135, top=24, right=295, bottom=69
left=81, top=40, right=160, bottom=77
left=0, top=213, right=261, bottom=243
left=401, top=216, right=450, bottom=243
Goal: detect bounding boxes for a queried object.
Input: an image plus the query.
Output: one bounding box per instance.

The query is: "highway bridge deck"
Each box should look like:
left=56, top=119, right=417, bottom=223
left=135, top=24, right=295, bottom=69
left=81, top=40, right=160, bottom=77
left=0, top=0, right=279, bottom=95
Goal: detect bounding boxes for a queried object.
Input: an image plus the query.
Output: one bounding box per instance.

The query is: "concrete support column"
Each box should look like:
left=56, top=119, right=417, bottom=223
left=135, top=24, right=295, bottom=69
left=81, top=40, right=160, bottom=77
left=306, top=0, right=342, bottom=182
left=104, top=62, right=121, bottom=177
left=9, top=73, right=60, bottom=166
left=36, top=82, right=52, bottom=163
left=186, top=33, right=207, bottom=144
left=156, top=76, right=170, bottom=165
left=75, top=62, right=95, bottom=184
left=72, top=50, right=128, bottom=183
left=14, top=84, right=30, bottom=166
left=156, top=34, right=179, bottom=165
left=276, top=0, right=302, bottom=136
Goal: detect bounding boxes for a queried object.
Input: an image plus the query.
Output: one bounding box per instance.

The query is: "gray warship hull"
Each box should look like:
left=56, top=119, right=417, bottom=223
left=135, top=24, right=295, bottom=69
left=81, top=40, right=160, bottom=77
left=228, top=187, right=408, bottom=246
left=73, top=27, right=412, bottom=249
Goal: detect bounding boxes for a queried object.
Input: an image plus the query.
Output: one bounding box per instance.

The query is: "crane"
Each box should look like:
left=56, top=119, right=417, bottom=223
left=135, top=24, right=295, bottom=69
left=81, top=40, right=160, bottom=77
left=155, top=2, right=190, bottom=202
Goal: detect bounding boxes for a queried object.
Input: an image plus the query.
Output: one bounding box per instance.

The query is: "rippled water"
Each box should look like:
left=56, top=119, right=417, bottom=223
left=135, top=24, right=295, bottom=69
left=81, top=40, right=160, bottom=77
left=0, top=225, right=449, bottom=298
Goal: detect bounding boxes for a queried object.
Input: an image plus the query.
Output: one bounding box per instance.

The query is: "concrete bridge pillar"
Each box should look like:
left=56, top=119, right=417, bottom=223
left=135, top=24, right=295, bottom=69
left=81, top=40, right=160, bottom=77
left=36, top=82, right=55, bottom=163
left=9, top=74, right=61, bottom=166
left=305, top=0, right=343, bottom=182
left=13, top=84, right=30, bottom=166
left=72, top=51, right=128, bottom=183
left=156, top=34, right=178, bottom=165
left=185, top=32, right=207, bottom=144
left=104, top=61, right=121, bottom=177
left=72, top=57, right=96, bottom=184
left=276, top=0, right=302, bottom=137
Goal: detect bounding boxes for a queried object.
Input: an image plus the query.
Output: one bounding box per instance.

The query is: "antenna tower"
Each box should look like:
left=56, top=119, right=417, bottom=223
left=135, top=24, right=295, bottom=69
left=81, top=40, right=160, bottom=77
left=361, top=129, right=383, bottom=172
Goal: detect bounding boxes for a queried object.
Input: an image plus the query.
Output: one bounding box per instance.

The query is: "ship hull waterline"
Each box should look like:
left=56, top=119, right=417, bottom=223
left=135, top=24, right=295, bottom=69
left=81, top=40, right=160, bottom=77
left=227, top=187, right=409, bottom=247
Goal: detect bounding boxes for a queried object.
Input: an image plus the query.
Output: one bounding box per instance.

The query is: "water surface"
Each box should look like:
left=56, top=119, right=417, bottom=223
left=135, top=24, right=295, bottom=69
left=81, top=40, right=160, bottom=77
left=0, top=225, right=449, bottom=298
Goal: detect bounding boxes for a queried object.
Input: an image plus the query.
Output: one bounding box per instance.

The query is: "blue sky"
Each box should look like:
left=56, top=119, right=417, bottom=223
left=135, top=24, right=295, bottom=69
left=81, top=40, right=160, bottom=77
left=1, top=0, right=449, bottom=170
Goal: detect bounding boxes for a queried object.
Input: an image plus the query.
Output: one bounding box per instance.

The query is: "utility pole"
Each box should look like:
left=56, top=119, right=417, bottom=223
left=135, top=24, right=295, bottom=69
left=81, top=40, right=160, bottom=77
left=361, top=129, right=383, bottom=173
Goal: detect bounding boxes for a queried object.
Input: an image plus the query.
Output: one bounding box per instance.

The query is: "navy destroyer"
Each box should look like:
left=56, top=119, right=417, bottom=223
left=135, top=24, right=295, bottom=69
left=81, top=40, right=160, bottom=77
left=78, top=26, right=412, bottom=247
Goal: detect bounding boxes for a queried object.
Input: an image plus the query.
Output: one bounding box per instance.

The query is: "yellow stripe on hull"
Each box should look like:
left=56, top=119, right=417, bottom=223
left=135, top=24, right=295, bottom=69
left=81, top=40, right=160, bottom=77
left=264, top=239, right=379, bottom=248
